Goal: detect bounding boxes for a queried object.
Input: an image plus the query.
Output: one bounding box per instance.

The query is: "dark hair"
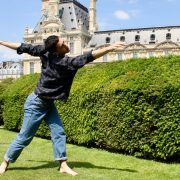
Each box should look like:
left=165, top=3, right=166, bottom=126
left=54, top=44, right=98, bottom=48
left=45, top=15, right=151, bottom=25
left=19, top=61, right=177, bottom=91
left=44, top=35, right=59, bottom=53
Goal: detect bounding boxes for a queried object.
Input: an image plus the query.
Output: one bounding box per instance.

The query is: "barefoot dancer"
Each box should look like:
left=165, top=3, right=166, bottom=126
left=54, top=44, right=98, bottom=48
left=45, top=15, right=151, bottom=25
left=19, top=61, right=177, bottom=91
left=0, top=36, right=125, bottom=175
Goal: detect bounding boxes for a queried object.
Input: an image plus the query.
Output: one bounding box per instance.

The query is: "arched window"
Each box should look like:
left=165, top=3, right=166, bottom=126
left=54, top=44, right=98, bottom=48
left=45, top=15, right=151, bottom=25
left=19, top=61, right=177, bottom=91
left=106, top=37, right=111, bottom=44
left=135, top=35, right=140, bottom=42
left=166, top=33, right=171, bottom=40
left=120, top=36, right=125, bottom=42
left=150, top=34, right=155, bottom=41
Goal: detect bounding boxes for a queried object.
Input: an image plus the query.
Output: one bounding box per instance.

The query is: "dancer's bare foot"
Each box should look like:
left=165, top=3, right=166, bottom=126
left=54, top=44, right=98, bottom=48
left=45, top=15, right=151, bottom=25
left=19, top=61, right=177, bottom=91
left=0, top=160, right=9, bottom=175
left=59, top=161, right=78, bottom=176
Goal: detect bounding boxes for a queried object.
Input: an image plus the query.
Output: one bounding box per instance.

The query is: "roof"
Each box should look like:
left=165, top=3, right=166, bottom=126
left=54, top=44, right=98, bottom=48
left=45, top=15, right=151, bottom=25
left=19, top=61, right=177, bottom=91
left=95, top=25, right=180, bottom=34
left=59, top=0, right=88, bottom=13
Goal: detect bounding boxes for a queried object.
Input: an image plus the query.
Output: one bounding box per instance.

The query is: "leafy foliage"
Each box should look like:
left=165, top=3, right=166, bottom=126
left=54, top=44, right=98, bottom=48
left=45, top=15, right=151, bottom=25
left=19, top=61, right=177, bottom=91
left=0, top=78, right=14, bottom=125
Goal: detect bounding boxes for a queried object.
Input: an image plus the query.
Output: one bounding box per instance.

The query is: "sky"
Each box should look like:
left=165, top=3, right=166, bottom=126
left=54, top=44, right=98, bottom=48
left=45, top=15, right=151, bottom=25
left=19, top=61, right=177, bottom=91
left=0, top=0, right=179, bottom=61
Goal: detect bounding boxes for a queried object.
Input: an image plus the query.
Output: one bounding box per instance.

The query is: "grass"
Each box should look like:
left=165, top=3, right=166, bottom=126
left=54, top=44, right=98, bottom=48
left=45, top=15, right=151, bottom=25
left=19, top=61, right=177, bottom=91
left=0, top=129, right=179, bottom=180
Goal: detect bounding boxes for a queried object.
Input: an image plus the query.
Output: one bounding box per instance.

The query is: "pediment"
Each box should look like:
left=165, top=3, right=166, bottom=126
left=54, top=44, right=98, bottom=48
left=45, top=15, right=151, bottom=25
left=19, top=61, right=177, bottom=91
left=124, top=43, right=146, bottom=50
left=155, top=41, right=179, bottom=49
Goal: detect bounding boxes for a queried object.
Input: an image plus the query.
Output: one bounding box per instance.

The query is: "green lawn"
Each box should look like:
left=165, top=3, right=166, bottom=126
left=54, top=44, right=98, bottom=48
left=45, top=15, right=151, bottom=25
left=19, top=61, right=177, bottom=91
left=0, top=129, right=179, bottom=180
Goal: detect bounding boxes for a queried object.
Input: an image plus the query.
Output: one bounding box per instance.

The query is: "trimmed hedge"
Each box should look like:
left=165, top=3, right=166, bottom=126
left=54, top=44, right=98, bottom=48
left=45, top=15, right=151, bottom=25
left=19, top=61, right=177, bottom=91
left=2, top=74, right=40, bottom=129
left=0, top=78, right=14, bottom=125
left=1, top=56, right=180, bottom=161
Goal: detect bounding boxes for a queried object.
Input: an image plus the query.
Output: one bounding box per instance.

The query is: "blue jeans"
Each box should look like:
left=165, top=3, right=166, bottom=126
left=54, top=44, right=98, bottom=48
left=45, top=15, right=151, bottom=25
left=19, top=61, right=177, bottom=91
left=4, top=92, right=67, bottom=163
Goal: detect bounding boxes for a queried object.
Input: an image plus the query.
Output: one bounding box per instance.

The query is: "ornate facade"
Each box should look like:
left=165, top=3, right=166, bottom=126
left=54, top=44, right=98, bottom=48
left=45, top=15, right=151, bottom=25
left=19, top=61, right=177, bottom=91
left=87, top=27, right=180, bottom=62
left=22, top=0, right=180, bottom=74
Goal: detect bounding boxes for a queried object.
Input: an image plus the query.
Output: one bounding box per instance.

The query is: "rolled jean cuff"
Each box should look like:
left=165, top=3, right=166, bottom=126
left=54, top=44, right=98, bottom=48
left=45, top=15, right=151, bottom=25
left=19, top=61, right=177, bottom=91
left=4, top=154, right=15, bottom=163
left=54, top=157, right=67, bottom=161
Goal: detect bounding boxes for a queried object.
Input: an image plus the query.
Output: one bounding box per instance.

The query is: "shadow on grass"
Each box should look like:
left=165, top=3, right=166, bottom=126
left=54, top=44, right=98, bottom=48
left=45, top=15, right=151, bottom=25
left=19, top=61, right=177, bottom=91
left=8, top=160, right=138, bottom=173
left=69, top=161, right=138, bottom=173
left=0, top=143, right=10, bottom=145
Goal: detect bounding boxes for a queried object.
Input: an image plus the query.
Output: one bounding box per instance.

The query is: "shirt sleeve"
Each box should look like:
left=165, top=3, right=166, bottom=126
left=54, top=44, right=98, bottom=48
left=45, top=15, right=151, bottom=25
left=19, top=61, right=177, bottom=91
left=17, top=43, right=46, bottom=56
left=57, top=50, right=95, bottom=70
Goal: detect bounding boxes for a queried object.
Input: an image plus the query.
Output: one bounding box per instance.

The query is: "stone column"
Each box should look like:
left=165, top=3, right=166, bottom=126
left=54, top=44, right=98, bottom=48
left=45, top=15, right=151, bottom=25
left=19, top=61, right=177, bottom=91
left=89, top=0, right=98, bottom=34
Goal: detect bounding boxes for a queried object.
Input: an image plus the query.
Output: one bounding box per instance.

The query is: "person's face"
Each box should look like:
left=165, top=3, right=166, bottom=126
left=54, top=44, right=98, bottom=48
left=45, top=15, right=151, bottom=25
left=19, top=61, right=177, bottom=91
left=56, top=37, right=70, bottom=55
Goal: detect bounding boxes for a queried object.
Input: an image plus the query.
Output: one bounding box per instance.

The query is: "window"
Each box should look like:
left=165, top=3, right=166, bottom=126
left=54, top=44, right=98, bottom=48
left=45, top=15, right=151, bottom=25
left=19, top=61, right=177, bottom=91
left=59, top=9, right=64, bottom=18
left=117, top=53, right=123, bottom=60
left=166, top=33, right=171, bottom=40
left=135, top=35, right=140, bottom=42
left=70, top=42, right=74, bottom=54
left=149, top=51, right=154, bottom=57
left=120, top=36, right=125, bottom=42
left=164, top=50, right=170, bottom=56
left=90, top=44, right=96, bottom=48
left=106, top=37, right=111, bottom=44
left=150, top=34, right=155, bottom=41
left=30, top=62, right=34, bottom=74
left=133, top=52, right=138, bottom=58
left=103, top=54, right=108, bottom=62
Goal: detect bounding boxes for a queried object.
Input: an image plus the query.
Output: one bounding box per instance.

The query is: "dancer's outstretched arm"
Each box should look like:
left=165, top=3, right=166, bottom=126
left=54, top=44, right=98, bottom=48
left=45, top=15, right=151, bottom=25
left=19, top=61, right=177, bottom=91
left=92, top=42, right=126, bottom=59
left=0, top=41, right=46, bottom=56
left=0, top=40, right=20, bottom=50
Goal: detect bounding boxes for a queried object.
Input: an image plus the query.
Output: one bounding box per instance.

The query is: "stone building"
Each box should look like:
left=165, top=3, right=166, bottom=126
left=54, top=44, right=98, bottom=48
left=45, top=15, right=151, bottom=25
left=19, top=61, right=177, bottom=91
left=0, top=61, right=23, bottom=80
left=87, top=26, right=180, bottom=62
left=23, top=0, right=92, bottom=74
left=22, top=0, right=180, bottom=74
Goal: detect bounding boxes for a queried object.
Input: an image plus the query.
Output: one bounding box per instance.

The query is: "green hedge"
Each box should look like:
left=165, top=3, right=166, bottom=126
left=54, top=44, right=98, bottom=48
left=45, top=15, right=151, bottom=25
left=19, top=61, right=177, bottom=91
left=1, top=56, right=180, bottom=161
left=2, top=74, right=40, bottom=129
left=0, top=78, right=14, bottom=125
